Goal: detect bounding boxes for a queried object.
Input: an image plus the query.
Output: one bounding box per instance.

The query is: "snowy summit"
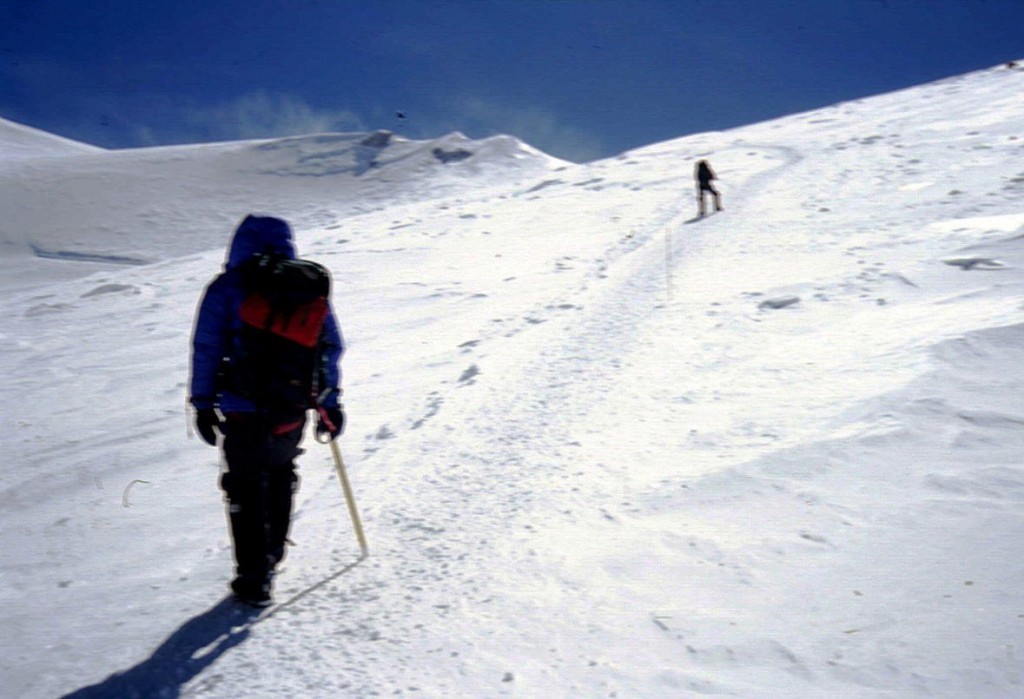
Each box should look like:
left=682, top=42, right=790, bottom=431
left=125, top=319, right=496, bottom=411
left=2, top=62, right=1024, bottom=697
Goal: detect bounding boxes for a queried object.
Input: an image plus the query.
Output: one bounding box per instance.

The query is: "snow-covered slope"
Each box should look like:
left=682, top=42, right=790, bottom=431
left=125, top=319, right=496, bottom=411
left=2, top=62, right=1023, bottom=697
left=0, top=116, right=104, bottom=161
left=0, top=128, right=565, bottom=291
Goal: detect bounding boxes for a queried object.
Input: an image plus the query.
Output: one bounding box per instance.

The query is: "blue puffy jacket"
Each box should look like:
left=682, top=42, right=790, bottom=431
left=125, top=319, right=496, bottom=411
left=189, top=215, right=345, bottom=413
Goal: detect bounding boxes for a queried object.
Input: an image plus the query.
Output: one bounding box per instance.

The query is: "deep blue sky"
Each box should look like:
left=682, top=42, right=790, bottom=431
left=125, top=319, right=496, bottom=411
left=1, top=0, right=1022, bottom=162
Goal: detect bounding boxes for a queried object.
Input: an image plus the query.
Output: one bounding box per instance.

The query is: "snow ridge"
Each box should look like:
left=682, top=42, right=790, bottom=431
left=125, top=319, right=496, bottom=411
left=0, top=116, right=104, bottom=161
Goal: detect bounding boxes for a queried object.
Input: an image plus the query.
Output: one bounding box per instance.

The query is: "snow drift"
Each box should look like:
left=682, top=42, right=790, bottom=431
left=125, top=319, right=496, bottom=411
left=0, top=116, right=104, bottom=161
left=0, top=129, right=566, bottom=291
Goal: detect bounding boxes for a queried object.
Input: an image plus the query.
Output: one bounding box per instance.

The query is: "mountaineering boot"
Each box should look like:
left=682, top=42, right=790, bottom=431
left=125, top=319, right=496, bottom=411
left=231, top=573, right=272, bottom=607
left=224, top=486, right=273, bottom=606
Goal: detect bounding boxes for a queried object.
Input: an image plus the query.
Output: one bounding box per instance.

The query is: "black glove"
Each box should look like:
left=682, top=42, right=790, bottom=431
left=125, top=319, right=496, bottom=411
left=317, top=406, right=346, bottom=441
left=195, top=408, right=223, bottom=446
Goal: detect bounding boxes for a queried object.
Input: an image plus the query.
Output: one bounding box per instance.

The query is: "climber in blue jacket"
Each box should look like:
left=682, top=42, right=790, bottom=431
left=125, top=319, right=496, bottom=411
left=190, top=214, right=345, bottom=606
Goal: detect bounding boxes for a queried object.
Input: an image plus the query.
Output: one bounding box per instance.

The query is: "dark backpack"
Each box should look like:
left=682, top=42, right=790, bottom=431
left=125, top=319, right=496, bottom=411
left=231, top=253, right=332, bottom=414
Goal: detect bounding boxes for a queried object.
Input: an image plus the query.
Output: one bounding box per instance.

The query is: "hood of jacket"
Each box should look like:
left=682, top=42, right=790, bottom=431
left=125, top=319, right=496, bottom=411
left=225, top=214, right=297, bottom=270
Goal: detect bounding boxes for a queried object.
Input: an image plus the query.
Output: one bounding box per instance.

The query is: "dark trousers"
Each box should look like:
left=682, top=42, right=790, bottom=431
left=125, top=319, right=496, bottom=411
left=697, top=183, right=722, bottom=216
left=221, top=412, right=306, bottom=583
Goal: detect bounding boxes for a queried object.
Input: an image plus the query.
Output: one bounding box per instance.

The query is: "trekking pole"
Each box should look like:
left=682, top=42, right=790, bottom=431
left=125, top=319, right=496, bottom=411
left=326, top=437, right=369, bottom=557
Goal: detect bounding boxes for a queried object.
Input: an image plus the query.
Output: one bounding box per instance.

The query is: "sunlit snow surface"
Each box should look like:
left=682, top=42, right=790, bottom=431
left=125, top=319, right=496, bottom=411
left=2, top=63, right=1023, bottom=697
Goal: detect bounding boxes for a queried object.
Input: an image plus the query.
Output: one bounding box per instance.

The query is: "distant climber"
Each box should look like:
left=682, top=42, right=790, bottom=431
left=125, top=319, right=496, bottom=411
left=694, top=159, right=723, bottom=217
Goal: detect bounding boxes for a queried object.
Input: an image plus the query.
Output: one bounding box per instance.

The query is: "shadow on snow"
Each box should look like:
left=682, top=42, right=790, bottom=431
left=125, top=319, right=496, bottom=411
left=59, top=596, right=258, bottom=698
left=60, top=556, right=365, bottom=698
